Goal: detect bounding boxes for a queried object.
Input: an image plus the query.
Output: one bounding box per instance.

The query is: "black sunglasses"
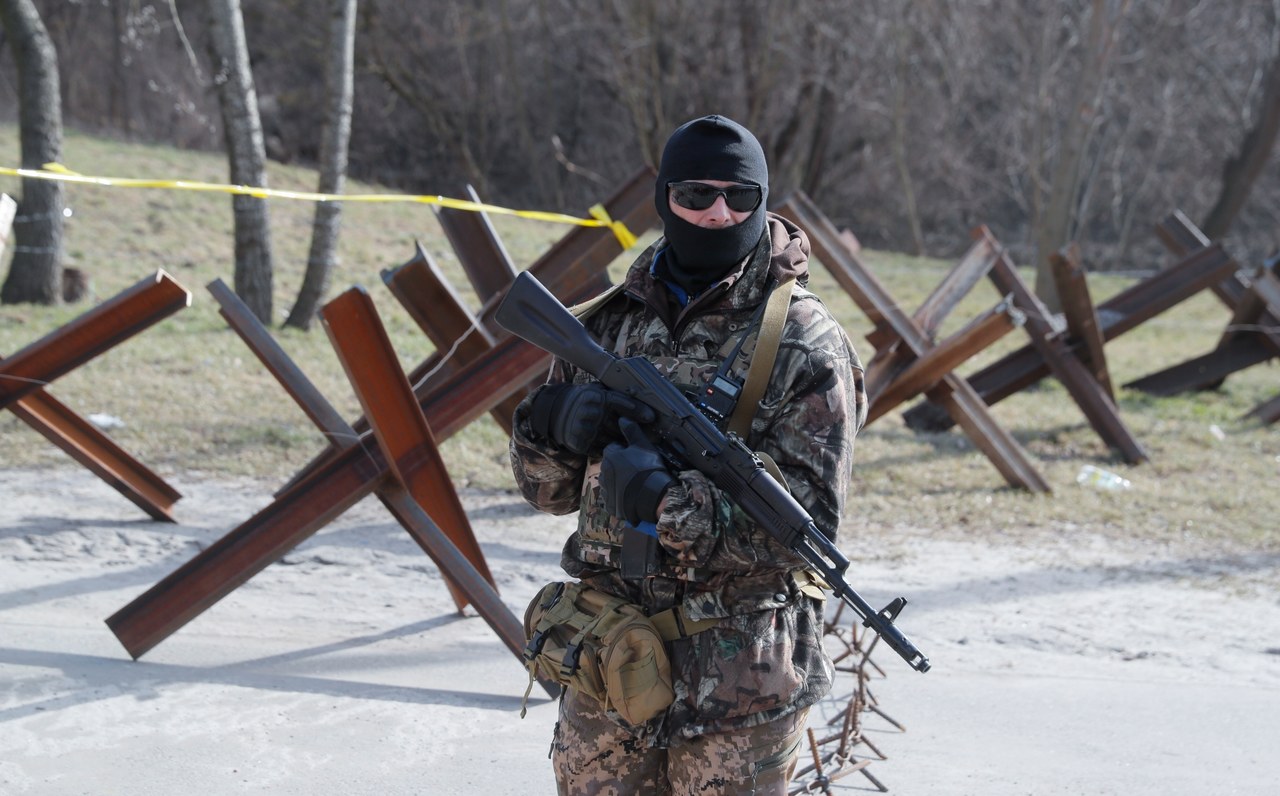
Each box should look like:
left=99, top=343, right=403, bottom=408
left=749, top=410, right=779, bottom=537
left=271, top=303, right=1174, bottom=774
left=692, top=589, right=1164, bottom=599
left=668, top=181, right=763, bottom=213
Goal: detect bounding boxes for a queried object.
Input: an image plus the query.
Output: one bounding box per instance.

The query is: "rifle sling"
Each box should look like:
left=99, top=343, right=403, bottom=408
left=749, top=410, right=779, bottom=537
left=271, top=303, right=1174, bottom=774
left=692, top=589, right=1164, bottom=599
left=727, top=277, right=795, bottom=438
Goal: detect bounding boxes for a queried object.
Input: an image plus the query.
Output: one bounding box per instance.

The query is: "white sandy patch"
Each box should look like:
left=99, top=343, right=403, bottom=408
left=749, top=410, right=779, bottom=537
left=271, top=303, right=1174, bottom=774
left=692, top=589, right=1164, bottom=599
left=2, top=465, right=1278, bottom=794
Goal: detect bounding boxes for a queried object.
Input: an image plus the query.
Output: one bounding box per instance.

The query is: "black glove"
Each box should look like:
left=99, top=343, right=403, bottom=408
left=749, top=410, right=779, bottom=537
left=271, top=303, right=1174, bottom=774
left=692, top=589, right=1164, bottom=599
left=599, top=418, right=675, bottom=526
left=529, top=382, right=653, bottom=455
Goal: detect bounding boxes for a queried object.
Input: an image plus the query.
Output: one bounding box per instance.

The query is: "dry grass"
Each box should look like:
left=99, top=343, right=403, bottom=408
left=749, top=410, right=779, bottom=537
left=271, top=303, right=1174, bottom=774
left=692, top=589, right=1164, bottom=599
left=2, top=125, right=1277, bottom=555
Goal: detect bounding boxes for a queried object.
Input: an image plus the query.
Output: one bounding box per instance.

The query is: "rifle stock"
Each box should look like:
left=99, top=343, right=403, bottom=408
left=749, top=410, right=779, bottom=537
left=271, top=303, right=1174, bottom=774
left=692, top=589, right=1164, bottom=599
left=497, top=272, right=930, bottom=673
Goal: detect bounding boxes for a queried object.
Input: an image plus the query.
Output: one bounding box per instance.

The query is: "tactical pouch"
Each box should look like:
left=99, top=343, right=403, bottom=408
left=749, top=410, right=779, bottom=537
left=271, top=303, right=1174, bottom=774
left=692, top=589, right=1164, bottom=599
left=520, top=581, right=674, bottom=726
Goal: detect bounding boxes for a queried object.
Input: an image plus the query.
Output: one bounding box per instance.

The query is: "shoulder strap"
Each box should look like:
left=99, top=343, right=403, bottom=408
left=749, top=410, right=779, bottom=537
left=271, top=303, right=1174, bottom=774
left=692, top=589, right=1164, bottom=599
left=568, top=277, right=790, bottom=440
left=727, top=277, right=795, bottom=438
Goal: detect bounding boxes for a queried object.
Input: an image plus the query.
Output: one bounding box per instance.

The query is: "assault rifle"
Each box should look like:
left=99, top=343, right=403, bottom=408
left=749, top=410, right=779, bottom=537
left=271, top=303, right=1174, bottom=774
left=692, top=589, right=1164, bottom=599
left=496, top=272, right=931, bottom=673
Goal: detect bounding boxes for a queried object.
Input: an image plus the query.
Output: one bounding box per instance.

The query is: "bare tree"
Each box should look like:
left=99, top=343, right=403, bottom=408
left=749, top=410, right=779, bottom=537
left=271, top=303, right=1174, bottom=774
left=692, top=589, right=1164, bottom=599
left=5, top=0, right=1280, bottom=274
left=0, top=0, right=63, bottom=305
left=207, top=0, right=274, bottom=324
left=1201, top=3, right=1280, bottom=242
left=1032, top=0, right=1133, bottom=310
left=285, top=0, right=356, bottom=330
left=888, top=5, right=926, bottom=255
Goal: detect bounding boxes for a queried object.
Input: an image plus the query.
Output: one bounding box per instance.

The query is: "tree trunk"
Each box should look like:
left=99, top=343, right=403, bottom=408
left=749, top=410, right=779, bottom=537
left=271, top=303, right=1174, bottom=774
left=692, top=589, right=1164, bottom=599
left=109, top=0, right=133, bottom=135
left=1032, top=0, right=1131, bottom=312
left=1200, top=38, right=1280, bottom=242
left=890, top=14, right=926, bottom=256
left=207, top=0, right=273, bottom=324
left=0, top=0, right=65, bottom=306
left=284, top=0, right=356, bottom=331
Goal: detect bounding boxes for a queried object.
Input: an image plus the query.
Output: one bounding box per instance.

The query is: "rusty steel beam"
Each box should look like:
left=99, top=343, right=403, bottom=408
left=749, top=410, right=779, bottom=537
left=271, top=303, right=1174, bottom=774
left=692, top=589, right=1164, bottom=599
left=867, top=300, right=1022, bottom=424
left=903, top=243, right=1239, bottom=432
left=277, top=176, right=646, bottom=497
left=925, top=379, right=1050, bottom=493
left=5, top=377, right=180, bottom=521
left=1129, top=225, right=1279, bottom=396
left=213, top=275, right=489, bottom=615
left=1093, top=244, right=1239, bottom=338
left=383, top=243, right=498, bottom=353
left=105, top=170, right=660, bottom=658
left=434, top=184, right=519, bottom=304
left=911, top=239, right=1003, bottom=339
left=475, top=166, right=659, bottom=330
left=208, top=279, right=353, bottom=441
left=105, top=431, right=385, bottom=659
left=1156, top=212, right=1280, bottom=363
left=981, top=229, right=1148, bottom=465
left=1124, top=336, right=1273, bottom=395
left=1157, top=210, right=1250, bottom=311
left=1247, top=391, right=1280, bottom=425
left=1050, top=244, right=1113, bottom=400
left=322, top=286, right=496, bottom=600
left=0, top=271, right=192, bottom=410
left=377, top=484, right=558, bottom=696
left=863, top=236, right=1005, bottom=401
left=779, top=192, right=1049, bottom=492
left=105, top=330, right=553, bottom=659
left=381, top=244, right=520, bottom=435
left=321, top=288, right=549, bottom=693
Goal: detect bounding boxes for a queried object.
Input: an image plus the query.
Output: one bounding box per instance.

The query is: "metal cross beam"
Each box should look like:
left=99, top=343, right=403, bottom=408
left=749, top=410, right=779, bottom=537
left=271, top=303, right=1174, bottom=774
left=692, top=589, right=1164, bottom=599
left=0, top=270, right=190, bottom=520
left=2, top=373, right=183, bottom=521
left=433, top=183, right=519, bottom=305
left=978, top=227, right=1147, bottom=464
left=103, top=328, right=555, bottom=660
left=381, top=243, right=521, bottom=436
left=321, top=286, right=497, bottom=611
left=207, top=276, right=494, bottom=614
left=105, top=173, right=656, bottom=659
left=1125, top=212, right=1280, bottom=402
left=1050, top=243, right=1113, bottom=400
left=322, top=286, right=551, bottom=693
left=865, top=299, right=1023, bottom=425
left=778, top=192, right=1050, bottom=492
left=0, top=270, right=191, bottom=410
left=902, top=239, right=1239, bottom=433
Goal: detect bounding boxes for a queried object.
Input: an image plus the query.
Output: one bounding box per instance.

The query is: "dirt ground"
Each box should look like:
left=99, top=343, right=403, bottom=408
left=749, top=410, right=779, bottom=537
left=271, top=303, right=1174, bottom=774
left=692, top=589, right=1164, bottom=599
left=2, top=464, right=1279, bottom=795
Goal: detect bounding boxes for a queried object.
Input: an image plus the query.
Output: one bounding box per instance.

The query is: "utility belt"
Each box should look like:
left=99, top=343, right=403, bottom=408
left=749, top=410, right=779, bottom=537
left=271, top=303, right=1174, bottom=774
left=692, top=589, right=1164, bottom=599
left=518, top=580, right=717, bottom=725
left=518, top=569, right=829, bottom=724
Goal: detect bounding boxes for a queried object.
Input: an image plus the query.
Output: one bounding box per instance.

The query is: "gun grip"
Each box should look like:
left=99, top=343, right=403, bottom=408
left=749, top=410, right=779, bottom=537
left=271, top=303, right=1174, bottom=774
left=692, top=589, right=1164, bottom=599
left=618, top=416, right=651, bottom=447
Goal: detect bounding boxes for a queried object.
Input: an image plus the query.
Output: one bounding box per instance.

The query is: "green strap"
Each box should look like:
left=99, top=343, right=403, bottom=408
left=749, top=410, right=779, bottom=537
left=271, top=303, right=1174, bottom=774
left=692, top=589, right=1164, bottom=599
left=727, top=277, right=795, bottom=438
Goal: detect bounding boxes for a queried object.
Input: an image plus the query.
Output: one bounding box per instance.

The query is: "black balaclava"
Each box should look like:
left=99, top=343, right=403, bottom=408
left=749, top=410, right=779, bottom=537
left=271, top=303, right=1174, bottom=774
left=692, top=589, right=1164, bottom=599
left=655, top=115, right=769, bottom=295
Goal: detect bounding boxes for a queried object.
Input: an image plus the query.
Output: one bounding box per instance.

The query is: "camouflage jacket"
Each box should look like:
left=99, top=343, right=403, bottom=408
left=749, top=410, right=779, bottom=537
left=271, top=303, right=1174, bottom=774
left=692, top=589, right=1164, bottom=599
left=510, top=212, right=867, bottom=744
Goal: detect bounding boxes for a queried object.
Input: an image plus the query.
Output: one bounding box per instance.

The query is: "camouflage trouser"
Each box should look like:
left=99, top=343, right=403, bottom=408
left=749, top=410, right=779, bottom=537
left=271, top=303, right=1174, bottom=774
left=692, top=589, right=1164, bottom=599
left=552, top=688, right=808, bottom=795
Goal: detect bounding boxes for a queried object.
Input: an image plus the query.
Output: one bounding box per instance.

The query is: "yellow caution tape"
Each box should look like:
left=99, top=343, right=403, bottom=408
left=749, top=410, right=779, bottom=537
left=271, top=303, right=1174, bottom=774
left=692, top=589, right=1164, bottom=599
left=0, top=162, right=639, bottom=250
left=587, top=203, right=637, bottom=250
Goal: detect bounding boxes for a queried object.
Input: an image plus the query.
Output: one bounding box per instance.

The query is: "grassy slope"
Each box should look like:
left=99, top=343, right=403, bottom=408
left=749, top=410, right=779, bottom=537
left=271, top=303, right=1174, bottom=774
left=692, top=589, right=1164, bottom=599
left=2, top=125, right=1277, bottom=554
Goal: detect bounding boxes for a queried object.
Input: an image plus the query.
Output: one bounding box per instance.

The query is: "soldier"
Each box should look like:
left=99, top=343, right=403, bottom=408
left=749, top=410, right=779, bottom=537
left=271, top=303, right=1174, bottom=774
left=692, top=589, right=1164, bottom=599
left=510, top=114, right=866, bottom=795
